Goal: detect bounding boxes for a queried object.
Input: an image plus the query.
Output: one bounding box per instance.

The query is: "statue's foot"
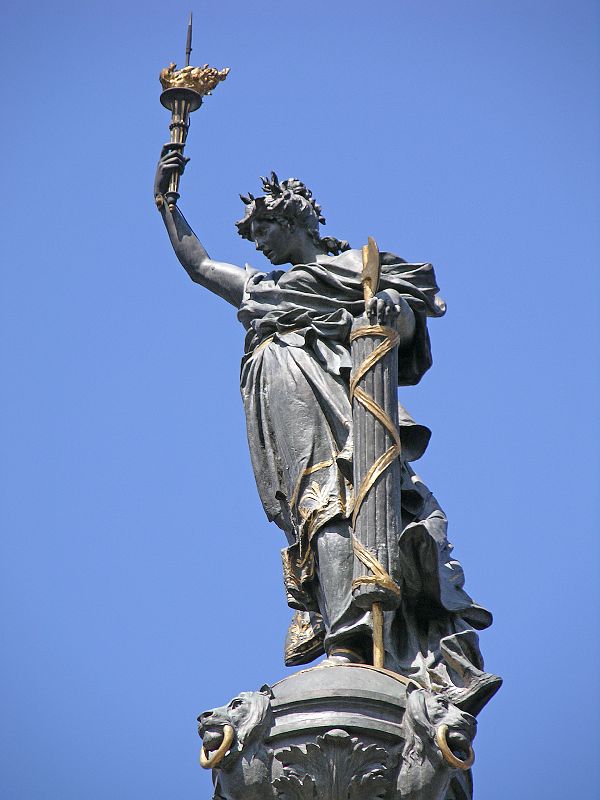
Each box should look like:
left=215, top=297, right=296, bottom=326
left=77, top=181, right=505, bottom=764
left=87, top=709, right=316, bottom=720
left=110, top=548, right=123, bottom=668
left=285, top=610, right=325, bottom=667
left=441, top=671, right=503, bottom=716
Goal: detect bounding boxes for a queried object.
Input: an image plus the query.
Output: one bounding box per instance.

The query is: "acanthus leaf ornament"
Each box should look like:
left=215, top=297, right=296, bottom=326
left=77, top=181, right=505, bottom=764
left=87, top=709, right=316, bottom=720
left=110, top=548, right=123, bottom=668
left=274, top=730, right=393, bottom=800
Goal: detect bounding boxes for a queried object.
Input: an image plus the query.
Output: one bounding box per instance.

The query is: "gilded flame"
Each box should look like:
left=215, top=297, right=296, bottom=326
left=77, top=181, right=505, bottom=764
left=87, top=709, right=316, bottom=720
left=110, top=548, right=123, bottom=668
left=160, top=62, right=230, bottom=95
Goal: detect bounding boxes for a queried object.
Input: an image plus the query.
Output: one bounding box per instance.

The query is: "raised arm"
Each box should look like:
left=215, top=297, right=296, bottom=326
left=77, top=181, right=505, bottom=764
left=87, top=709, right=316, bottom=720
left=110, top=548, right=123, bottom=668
left=154, top=145, right=247, bottom=308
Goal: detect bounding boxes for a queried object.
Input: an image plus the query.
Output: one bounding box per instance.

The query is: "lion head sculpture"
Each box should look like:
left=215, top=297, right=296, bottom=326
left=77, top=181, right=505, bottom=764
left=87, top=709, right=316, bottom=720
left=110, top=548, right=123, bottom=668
left=197, top=688, right=275, bottom=800
left=198, top=688, right=273, bottom=769
left=398, top=684, right=477, bottom=800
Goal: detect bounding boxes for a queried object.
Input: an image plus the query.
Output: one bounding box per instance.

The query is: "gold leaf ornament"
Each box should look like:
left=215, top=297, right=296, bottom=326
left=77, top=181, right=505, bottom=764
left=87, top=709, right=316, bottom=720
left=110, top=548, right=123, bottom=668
left=298, top=481, right=331, bottom=521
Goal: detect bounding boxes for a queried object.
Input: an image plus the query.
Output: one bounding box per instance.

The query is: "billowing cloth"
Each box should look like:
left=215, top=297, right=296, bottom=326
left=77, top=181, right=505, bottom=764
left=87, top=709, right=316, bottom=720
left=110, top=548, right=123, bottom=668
left=238, top=250, right=443, bottom=546
left=237, top=249, right=499, bottom=711
left=239, top=249, right=446, bottom=383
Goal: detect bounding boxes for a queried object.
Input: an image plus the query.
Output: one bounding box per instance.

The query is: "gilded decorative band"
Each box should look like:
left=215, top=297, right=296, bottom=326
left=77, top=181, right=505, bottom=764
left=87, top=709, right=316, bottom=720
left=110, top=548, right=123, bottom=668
left=350, top=322, right=401, bottom=598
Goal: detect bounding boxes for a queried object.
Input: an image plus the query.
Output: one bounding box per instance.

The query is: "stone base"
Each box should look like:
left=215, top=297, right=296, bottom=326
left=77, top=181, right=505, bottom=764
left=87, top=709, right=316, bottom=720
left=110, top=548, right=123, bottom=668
left=198, top=664, right=475, bottom=800
left=270, top=663, right=408, bottom=746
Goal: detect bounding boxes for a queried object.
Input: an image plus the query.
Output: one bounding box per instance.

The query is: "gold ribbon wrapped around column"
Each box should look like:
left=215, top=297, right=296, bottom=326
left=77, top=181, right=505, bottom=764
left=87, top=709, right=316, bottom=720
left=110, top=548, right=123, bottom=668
left=350, top=238, right=402, bottom=667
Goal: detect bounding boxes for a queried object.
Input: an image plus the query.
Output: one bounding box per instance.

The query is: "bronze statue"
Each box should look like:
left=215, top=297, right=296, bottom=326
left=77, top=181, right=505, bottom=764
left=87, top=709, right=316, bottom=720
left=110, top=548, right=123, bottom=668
left=152, top=21, right=502, bottom=797
left=153, top=157, right=500, bottom=717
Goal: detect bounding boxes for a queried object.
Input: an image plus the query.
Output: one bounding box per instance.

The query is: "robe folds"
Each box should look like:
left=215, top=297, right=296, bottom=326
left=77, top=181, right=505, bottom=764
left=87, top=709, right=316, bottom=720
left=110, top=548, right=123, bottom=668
left=237, top=249, right=493, bottom=693
left=238, top=249, right=444, bottom=540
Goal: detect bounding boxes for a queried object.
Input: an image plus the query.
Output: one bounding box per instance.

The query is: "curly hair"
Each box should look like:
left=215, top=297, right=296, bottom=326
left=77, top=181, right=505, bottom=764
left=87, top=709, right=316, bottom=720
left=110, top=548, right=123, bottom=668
left=235, top=172, right=350, bottom=256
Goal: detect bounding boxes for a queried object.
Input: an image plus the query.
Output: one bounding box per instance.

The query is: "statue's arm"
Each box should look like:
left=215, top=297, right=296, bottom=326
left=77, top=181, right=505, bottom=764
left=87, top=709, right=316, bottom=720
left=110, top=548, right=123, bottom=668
left=158, top=204, right=246, bottom=307
left=154, top=145, right=246, bottom=309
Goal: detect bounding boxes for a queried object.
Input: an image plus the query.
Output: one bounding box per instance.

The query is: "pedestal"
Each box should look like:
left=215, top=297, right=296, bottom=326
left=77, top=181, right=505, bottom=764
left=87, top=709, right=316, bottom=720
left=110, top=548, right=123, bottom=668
left=198, top=664, right=475, bottom=800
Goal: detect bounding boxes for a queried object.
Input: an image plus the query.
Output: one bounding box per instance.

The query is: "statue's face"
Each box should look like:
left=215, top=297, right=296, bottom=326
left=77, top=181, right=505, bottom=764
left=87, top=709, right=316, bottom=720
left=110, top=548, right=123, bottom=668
left=251, top=217, right=298, bottom=266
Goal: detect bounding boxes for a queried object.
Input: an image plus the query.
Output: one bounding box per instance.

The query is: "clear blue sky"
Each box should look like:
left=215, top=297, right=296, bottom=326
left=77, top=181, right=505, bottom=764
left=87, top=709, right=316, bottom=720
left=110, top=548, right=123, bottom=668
left=1, top=1, right=599, bottom=797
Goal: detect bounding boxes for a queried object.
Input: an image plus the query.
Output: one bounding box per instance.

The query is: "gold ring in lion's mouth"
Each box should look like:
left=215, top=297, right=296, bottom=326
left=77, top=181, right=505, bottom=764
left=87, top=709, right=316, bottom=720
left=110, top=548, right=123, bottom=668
left=435, top=724, right=475, bottom=770
left=199, top=724, right=234, bottom=769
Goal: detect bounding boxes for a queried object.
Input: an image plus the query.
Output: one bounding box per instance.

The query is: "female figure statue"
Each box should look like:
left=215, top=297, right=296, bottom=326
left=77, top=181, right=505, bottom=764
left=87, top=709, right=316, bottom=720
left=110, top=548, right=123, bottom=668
left=154, top=150, right=500, bottom=715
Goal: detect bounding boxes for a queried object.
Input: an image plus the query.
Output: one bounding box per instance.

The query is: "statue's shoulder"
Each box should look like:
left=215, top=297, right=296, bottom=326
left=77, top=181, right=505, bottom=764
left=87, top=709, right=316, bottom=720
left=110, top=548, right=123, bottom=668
left=314, top=249, right=362, bottom=274
left=380, top=250, right=408, bottom=266
left=316, top=249, right=408, bottom=272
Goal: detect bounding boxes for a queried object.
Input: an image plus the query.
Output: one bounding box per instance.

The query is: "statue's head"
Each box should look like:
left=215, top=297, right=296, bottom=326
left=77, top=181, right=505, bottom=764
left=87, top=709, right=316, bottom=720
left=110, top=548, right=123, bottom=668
left=235, top=172, right=349, bottom=264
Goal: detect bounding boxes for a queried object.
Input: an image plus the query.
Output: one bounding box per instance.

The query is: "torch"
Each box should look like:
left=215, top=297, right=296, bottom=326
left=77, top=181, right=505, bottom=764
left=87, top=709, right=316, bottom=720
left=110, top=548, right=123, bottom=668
left=156, top=13, right=229, bottom=212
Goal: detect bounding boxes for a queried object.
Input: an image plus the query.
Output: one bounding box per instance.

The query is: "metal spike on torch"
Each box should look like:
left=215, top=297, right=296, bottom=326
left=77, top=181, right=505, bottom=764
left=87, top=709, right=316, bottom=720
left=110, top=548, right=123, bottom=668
left=185, top=12, right=193, bottom=66
left=156, top=13, right=230, bottom=212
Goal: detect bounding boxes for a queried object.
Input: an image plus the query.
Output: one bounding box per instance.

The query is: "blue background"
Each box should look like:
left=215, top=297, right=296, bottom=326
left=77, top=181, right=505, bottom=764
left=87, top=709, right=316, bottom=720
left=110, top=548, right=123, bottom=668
left=1, top=1, right=599, bottom=797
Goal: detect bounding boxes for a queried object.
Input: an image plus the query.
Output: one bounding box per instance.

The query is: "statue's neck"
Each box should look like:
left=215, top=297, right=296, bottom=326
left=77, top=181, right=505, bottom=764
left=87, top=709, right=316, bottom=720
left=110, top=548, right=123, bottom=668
left=289, top=240, right=327, bottom=266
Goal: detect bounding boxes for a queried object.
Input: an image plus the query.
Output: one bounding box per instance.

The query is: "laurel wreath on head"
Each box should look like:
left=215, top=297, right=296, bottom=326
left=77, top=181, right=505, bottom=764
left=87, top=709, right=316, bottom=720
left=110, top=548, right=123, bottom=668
left=237, top=172, right=350, bottom=255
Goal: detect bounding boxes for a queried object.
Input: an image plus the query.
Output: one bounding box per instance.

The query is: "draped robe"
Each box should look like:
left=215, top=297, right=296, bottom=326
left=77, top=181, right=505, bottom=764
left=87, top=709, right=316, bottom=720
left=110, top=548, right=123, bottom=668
left=237, top=249, right=496, bottom=708
left=238, top=249, right=443, bottom=546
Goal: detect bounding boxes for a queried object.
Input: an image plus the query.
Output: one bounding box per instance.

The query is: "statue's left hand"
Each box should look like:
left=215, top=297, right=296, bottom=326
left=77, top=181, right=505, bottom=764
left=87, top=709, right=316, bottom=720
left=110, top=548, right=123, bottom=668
left=366, top=290, right=405, bottom=324
left=366, top=290, right=416, bottom=343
